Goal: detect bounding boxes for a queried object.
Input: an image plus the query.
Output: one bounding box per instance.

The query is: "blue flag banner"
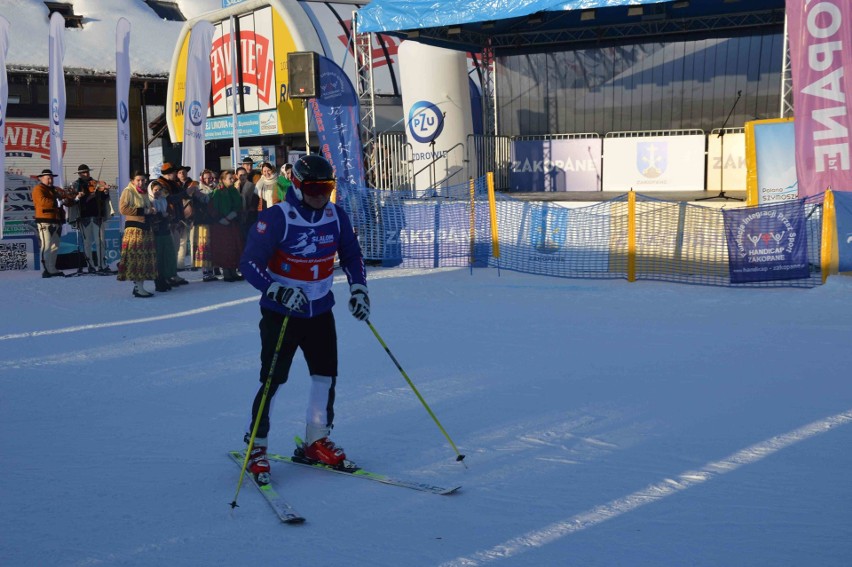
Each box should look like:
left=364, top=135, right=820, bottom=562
left=722, top=200, right=810, bottom=283
left=834, top=191, right=852, bottom=272
left=309, top=56, right=364, bottom=193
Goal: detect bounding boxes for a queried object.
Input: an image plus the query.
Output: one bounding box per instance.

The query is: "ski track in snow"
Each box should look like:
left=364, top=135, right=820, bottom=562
left=442, top=409, right=852, bottom=566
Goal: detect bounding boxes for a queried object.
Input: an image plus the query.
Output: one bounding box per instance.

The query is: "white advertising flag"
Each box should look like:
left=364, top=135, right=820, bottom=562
left=182, top=21, right=214, bottom=177
left=0, top=15, right=10, bottom=236
left=48, top=12, right=66, bottom=188
left=116, top=18, right=131, bottom=192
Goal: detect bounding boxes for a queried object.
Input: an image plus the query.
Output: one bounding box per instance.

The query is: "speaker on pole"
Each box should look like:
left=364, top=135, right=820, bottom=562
left=287, top=51, right=319, bottom=99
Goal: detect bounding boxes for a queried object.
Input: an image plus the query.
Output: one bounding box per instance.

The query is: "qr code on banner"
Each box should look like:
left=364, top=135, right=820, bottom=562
left=0, top=242, right=28, bottom=271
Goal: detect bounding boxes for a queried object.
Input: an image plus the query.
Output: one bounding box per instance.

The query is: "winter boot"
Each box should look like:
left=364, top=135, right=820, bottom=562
left=247, top=437, right=271, bottom=484
left=133, top=281, right=153, bottom=298
left=155, top=277, right=170, bottom=292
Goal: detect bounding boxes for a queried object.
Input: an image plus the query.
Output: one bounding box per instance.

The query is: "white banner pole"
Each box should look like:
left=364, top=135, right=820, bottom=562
left=0, top=16, right=10, bottom=237
left=48, top=12, right=67, bottom=188
left=229, top=16, right=240, bottom=168
left=182, top=21, right=214, bottom=178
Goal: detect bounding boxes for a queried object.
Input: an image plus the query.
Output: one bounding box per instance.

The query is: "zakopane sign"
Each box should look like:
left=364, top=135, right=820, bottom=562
left=787, top=0, right=852, bottom=198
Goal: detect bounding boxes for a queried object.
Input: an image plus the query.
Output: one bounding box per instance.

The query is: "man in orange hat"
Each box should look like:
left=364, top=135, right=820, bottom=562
left=32, top=168, right=72, bottom=277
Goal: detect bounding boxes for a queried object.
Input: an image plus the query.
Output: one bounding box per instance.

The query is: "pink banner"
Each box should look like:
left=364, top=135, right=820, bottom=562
left=788, top=0, right=852, bottom=197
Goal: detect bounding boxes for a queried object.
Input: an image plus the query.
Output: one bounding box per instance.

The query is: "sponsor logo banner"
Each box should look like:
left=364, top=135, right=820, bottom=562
left=722, top=200, right=810, bottom=283
left=752, top=120, right=799, bottom=204
left=510, top=139, right=601, bottom=192
left=787, top=0, right=852, bottom=198
left=48, top=12, right=66, bottom=188
left=182, top=21, right=214, bottom=176
left=603, top=135, right=705, bottom=191
left=309, top=55, right=364, bottom=191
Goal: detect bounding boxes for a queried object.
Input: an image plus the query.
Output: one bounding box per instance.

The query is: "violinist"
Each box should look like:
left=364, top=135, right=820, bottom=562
left=73, top=164, right=112, bottom=273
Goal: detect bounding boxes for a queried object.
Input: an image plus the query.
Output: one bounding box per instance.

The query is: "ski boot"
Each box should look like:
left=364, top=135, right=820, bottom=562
left=294, top=436, right=357, bottom=471
left=246, top=437, right=271, bottom=485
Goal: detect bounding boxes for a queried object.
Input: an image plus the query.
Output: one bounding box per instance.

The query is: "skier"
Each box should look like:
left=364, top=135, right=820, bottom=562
left=239, top=154, right=370, bottom=483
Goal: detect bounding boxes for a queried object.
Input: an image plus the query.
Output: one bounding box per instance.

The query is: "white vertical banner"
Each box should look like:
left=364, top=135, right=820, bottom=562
left=116, top=18, right=131, bottom=193
left=48, top=12, right=66, bottom=188
left=182, top=21, right=214, bottom=177
left=0, top=15, right=10, bottom=236
left=229, top=16, right=240, bottom=168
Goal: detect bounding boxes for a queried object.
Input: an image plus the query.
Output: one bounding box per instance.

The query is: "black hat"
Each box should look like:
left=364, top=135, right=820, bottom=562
left=179, top=165, right=191, bottom=172
left=241, top=156, right=254, bottom=164
left=160, top=162, right=178, bottom=174
left=77, top=164, right=91, bottom=174
left=38, top=169, right=57, bottom=177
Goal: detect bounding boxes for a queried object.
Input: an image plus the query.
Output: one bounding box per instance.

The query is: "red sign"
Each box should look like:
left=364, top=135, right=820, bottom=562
left=210, top=31, right=275, bottom=106
left=4, top=122, right=66, bottom=159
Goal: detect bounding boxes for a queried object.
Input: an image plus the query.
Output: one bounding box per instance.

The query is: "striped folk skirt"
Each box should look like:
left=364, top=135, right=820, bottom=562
left=117, top=227, right=157, bottom=282
left=193, top=224, right=212, bottom=269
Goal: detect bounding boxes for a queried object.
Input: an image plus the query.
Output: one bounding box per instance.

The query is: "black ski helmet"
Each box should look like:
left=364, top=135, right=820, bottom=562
left=292, top=154, right=335, bottom=185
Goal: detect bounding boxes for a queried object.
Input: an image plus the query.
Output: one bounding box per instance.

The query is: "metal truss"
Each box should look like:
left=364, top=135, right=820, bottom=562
left=353, top=12, right=377, bottom=188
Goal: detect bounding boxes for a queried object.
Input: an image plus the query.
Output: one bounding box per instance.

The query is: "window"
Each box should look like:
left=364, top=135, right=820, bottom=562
left=43, top=2, right=84, bottom=28
left=145, top=0, right=185, bottom=21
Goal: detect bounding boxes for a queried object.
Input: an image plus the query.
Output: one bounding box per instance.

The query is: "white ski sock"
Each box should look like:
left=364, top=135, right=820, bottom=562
left=306, top=375, right=333, bottom=444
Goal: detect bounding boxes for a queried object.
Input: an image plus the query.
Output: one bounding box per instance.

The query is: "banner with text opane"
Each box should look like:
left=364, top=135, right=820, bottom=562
left=787, top=0, right=852, bottom=197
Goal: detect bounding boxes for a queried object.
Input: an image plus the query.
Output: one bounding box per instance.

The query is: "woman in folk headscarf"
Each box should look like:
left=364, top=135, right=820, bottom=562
left=117, top=171, right=158, bottom=297
left=192, top=168, right=217, bottom=281
left=209, top=170, right=244, bottom=282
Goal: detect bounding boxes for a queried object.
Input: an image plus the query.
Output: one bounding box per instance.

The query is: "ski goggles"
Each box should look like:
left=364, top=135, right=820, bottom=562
left=300, top=180, right=336, bottom=197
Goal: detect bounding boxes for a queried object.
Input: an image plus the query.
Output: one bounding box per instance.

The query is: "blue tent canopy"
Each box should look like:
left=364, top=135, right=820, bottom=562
left=356, top=0, right=785, bottom=52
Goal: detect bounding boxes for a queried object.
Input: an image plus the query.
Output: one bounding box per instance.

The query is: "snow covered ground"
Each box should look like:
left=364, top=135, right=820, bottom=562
left=1, top=266, right=851, bottom=566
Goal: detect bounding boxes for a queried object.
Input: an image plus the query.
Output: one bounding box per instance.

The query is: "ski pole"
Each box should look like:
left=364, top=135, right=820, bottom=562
left=230, top=314, right=290, bottom=509
left=366, top=320, right=466, bottom=465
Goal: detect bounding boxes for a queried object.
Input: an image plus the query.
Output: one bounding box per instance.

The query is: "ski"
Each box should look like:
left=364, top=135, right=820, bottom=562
left=228, top=451, right=305, bottom=524
left=265, top=440, right=461, bottom=495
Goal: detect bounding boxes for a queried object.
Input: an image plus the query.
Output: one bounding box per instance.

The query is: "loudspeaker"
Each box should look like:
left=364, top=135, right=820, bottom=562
left=287, top=51, right=319, bottom=99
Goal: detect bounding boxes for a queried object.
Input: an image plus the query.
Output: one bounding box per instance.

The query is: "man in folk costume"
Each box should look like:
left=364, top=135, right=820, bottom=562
left=156, top=162, right=189, bottom=286
left=175, top=165, right=198, bottom=272
left=238, top=155, right=369, bottom=484
left=32, top=169, right=71, bottom=278
left=72, top=164, right=112, bottom=273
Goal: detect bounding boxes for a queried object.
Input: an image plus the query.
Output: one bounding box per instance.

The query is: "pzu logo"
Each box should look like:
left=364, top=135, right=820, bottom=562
left=188, top=100, right=203, bottom=127
left=408, top=101, right=444, bottom=144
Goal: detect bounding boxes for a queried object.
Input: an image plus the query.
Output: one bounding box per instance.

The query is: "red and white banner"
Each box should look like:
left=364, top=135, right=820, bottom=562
left=788, top=0, right=852, bottom=197
left=116, top=18, right=131, bottom=192
left=182, top=21, right=214, bottom=178
left=210, top=7, right=276, bottom=117
left=48, top=12, right=66, bottom=188
left=1, top=15, right=10, bottom=235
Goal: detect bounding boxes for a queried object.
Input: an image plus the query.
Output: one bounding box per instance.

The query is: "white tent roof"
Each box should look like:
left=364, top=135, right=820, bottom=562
left=2, top=0, right=222, bottom=76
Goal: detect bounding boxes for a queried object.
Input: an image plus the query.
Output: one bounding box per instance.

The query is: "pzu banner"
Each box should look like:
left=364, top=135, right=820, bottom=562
left=722, top=200, right=810, bottom=283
